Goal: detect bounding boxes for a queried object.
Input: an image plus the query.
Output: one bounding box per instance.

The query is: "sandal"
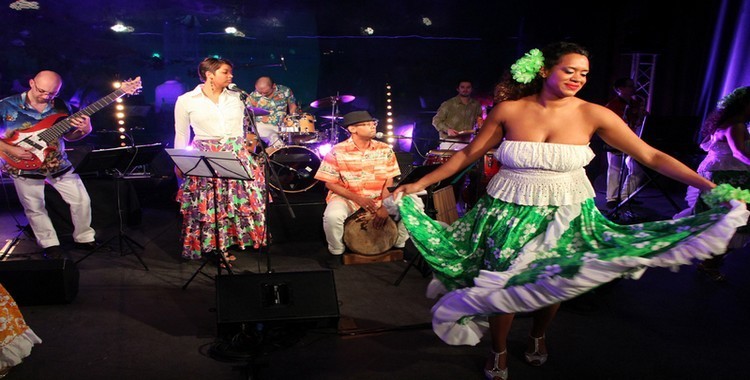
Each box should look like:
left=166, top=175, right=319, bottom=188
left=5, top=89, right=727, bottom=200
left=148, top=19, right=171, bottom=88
left=524, top=334, right=548, bottom=366
left=484, top=349, right=508, bottom=380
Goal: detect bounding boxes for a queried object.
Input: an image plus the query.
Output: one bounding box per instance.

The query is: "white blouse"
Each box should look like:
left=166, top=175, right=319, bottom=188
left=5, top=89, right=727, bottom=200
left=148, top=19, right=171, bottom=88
left=485, top=140, right=596, bottom=206
left=173, top=84, right=245, bottom=149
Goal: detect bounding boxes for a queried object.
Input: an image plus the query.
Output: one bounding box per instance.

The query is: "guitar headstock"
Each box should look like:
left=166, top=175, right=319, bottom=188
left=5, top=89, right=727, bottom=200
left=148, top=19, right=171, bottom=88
left=120, top=77, right=143, bottom=96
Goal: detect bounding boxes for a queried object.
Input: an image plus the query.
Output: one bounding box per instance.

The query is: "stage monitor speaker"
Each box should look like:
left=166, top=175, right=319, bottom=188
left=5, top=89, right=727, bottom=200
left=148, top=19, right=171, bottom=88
left=216, top=270, right=339, bottom=335
left=0, top=259, right=80, bottom=305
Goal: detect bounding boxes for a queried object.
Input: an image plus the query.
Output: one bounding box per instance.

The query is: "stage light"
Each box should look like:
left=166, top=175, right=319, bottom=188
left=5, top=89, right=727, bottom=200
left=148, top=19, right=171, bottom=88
left=116, top=104, right=124, bottom=111
left=387, top=118, right=393, bottom=123
left=387, top=112, right=392, bottom=116
left=120, top=142, right=127, bottom=147
left=422, top=17, right=432, bottom=26
left=116, top=112, right=125, bottom=119
left=118, top=120, right=125, bottom=125
left=110, top=22, right=134, bottom=33
left=115, top=98, right=123, bottom=103
left=119, top=135, right=126, bottom=140
left=225, top=26, right=237, bottom=34
left=118, top=127, right=126, bottom=133
left=113, top=81, right=121, bottom=89
left=387, top=105, right=391, bottom=110
left=361, top=26, right=374, bottom=35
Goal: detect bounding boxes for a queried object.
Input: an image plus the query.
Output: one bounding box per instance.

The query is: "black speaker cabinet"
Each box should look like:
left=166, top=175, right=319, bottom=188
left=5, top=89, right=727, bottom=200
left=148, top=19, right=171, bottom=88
left=216, top=270, right=339, bottom=335
left=0, top=259, right=80, bottom=305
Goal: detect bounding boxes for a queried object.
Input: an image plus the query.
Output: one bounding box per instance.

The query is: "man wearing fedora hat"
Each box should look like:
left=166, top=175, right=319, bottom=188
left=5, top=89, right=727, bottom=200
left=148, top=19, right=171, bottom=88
left=314, top=110, right=409, bottom=268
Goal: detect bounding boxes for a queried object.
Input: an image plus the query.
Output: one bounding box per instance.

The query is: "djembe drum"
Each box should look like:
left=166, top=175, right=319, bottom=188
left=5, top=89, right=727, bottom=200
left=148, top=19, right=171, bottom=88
left=343, top=209, right=398, bottom=255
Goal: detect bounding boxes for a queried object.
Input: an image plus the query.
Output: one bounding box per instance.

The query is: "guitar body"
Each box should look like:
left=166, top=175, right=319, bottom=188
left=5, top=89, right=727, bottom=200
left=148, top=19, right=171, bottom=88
left=0, top=113, right=68, bottom=170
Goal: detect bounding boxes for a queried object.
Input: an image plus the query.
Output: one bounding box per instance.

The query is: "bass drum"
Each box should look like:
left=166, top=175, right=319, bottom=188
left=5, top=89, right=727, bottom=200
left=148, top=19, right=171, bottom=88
left=268, top=146, right=321, bottom=193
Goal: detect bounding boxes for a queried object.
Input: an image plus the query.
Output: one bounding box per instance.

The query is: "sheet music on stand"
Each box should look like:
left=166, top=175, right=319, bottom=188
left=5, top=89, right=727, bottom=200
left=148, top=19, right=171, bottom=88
left=164, top=149, right=253, bottom=181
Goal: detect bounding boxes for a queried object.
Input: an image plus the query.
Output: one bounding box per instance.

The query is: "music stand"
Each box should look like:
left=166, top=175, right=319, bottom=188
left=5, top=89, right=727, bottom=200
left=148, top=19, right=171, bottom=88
left=165, top=149, right=254, bottom=290
left=74, top=144, right=163, bottom=270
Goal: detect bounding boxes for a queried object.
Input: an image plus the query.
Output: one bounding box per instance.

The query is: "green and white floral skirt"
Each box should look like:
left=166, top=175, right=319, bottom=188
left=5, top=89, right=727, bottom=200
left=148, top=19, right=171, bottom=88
left=397, top=194, right=748, bottom=345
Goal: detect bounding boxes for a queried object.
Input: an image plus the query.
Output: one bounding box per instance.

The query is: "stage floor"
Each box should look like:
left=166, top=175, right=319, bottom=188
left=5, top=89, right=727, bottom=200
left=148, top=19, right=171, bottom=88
left=1, top=175, right=749, bottom=380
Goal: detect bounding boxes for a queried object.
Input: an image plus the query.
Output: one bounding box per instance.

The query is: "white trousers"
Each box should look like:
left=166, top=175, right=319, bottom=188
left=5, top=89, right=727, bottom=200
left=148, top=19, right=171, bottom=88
left=255, top=121, right=285, bottom=148
left=322, top=197, right=409, bottom=255
left=12, top=170, right=96, bottom=248
left=606, top=152, right=644, bottom=202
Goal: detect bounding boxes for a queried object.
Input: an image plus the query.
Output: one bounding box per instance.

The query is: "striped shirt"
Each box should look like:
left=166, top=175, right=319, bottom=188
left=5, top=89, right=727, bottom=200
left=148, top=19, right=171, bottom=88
left=315, top=138, right=400, bottom=204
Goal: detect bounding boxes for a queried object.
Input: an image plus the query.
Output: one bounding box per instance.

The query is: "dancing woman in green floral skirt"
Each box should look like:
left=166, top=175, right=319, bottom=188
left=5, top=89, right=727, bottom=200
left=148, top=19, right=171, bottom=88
left=393, top=42, right=749, bottom=380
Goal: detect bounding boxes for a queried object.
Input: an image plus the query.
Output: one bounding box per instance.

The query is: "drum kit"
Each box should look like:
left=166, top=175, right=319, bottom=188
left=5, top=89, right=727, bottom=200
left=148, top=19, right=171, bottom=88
left=254, top=93, right=356, bottom=194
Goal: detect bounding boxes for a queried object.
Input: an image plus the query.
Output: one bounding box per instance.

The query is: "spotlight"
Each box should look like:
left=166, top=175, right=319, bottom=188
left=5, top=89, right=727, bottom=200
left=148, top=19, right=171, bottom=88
left=110, top=22, right=134, bottom=33
left=116, top=104, right=124, bottom=111
left=361, top=26, right=374, bottom=36
left=116, top=112, right=125, bottom=119
left=113, top=81, right=121, bottom=89
left=225, top=26, right=237, bottom=34
left=422, top=17, right=432, bottom=26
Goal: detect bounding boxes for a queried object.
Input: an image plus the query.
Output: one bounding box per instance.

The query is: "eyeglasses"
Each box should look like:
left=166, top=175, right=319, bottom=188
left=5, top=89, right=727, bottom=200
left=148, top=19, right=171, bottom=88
left=32, top=81, right=59, bottom=98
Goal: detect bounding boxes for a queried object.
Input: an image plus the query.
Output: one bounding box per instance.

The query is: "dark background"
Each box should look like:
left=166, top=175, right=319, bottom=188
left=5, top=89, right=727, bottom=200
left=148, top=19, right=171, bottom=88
left=0, top=0, right=742, bottom=164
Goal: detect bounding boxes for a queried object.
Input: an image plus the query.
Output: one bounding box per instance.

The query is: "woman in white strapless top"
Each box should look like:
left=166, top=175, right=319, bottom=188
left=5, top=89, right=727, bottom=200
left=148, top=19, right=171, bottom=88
left=394, top=42, right=748, bottom=380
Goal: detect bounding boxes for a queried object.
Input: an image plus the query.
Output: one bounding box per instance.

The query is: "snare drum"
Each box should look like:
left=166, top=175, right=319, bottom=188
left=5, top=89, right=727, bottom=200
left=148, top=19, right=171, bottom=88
left=268, top=146, right=321, bottom=193
left=343, top=209, right=398, bottom=255
left=424, top=149, right=456, bottom=165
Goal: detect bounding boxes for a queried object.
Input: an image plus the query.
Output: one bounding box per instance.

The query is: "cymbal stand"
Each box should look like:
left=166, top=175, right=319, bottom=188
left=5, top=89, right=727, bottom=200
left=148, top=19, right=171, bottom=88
left=329, top=94, right=341, bottom=144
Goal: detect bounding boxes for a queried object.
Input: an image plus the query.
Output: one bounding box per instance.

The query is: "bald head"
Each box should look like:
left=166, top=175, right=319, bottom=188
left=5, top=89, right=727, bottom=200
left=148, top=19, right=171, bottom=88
left=255, top=76, right=275, bottom=97
left=28, top=70, right=62, bottom=104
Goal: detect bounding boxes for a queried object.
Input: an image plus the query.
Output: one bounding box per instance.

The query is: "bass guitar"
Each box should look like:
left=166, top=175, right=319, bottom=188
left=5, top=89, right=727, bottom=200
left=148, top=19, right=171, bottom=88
left=1, top=77, right=142, bottom=170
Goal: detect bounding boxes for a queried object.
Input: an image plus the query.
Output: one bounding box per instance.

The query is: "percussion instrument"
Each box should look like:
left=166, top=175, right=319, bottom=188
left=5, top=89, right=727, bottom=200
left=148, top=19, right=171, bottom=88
left=246, top=106, right=270, bottom=116
left=267, top=145, right=321, bottom=193
left=482, top=149, right=501, bottom=183
left=424, top=149, right=457, bottom=165
left=343, top=209, right=398, bottom=255
left=444, top=129, right=475, bottom=144
left=310, top=94, right=356, bottom=108
left=282, top=113, right=315, bottom=133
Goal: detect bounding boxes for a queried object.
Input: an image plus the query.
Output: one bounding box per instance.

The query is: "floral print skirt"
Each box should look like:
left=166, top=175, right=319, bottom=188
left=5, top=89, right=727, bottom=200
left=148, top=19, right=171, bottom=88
left=176, top=138, right=267, bottom=260
left=397, top=194, right=748, bottom=346
left=1, top=284, right=42, bottom=369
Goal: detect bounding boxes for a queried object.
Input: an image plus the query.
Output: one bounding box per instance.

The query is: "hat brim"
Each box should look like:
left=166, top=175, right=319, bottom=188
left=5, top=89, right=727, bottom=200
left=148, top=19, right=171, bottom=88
left=344, top=118, right=378, bottom=127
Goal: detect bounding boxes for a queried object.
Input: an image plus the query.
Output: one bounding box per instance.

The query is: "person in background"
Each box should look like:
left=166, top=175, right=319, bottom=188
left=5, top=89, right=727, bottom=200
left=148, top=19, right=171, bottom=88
left=674, top=85, right=750, bottom=281
left=393, top=42, right=748, bottom=380
left=432, top=79, right=484, bottom=151
left=314, top=110, right=410, bottom=269
left=246, top=76, right=298, bottom=149
left=0, top=70, right=97, bottom=259
left=603, top=77, right=648, bottom=210
left=173, top=57, right=266, bottom=262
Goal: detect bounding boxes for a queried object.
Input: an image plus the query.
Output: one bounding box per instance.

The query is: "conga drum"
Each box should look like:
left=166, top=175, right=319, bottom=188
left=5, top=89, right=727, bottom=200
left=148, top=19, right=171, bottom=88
left=343, top=209, right=398, bottom=255
left=424, top=149, right=456, bottom=165
left=482, top=149, right=501, bottom=184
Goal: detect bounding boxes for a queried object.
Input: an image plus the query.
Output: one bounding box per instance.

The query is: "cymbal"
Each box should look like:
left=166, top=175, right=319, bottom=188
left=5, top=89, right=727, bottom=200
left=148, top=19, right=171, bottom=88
left=246, top=106, right=270, bottom=116
left=320, top=115, right=343, bottom=120
left=310, top=95, right=356, bottom=108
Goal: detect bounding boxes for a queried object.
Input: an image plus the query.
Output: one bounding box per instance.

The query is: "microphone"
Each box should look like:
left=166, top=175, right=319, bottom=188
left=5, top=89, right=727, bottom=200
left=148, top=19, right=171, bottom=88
left=280, top=55, right=287, bottom=71
left=375, top=132, right=410, bottom=139
left=227, top=83, right=250, bottom=97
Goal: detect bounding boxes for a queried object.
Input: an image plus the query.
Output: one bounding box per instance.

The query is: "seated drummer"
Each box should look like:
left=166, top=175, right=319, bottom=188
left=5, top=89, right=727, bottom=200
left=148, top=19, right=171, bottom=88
left=314, top=110, right=409, bottom=268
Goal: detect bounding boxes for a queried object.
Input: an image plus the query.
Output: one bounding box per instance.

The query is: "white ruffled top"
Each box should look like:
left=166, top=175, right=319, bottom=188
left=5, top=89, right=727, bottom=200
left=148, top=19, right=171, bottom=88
left=696, top=136, right=750, bottom=174
left=485, top=140, right=596, bottom=206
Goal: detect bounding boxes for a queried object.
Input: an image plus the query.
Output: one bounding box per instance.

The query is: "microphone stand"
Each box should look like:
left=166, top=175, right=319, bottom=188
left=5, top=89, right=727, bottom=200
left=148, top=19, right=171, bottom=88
left=242, top=94, right=295, bottom=274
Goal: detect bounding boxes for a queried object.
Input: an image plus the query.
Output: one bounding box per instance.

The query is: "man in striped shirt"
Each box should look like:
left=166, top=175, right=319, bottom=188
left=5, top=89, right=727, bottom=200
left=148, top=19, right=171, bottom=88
left=315, top=110, right=408, bottom=267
